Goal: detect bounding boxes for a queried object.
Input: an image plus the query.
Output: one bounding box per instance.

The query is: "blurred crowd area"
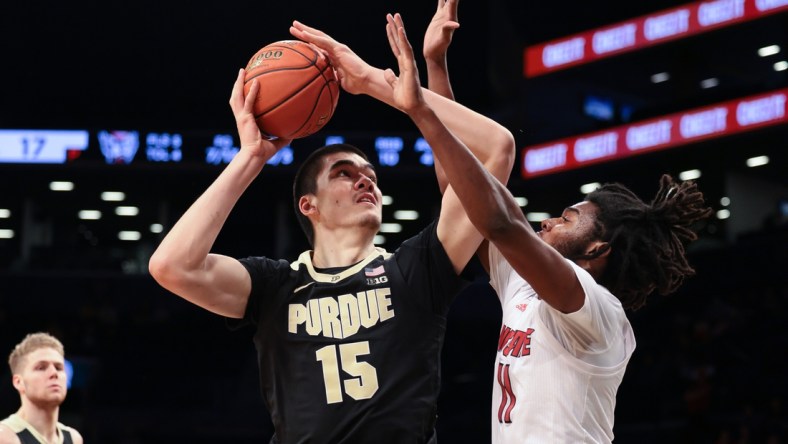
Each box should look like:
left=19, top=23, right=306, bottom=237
left=1, top=223, right=786, bottom=444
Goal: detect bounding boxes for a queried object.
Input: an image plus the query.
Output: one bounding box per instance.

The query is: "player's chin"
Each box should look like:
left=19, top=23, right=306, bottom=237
left=359, top=215, right=382, bottom=231
left=49, top=387, right=67, bottom=398
left=36, top=395, right=66, bottom=408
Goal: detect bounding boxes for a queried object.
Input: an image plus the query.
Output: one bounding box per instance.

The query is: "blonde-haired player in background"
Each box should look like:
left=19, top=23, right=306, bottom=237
left=0, top=333, right=83, bottom=444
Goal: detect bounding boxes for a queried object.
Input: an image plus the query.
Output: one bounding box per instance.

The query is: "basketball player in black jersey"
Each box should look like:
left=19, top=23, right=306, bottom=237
left=0, top=333, right=83, bottom=444
left=148, top=12, right=515, bottom=444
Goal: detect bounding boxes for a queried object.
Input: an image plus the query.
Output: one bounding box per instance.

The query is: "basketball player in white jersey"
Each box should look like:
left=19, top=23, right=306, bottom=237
left=417, top=7, right=711, bottom=443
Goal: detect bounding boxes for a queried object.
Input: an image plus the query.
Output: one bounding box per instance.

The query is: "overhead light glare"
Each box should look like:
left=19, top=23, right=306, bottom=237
left=651, top=72, right=670, bottom=83
left=746, top=155, right=769, bottom=167
left=758, top=44, right=780, bottom=57
left=526, top=212, right=550, bottom=222
left=393, top=210, right=419, bottom=220
left=78, top=210, right=102, bottom=220
left=679, top=169, right=701, bottom=181
left=379, top=223, right=402, bottom=233
left=115, top=206, right=139, bottom=216
left=580, top=182, right=601, bottom=194
left=118, top=231, right=141, bottom=241
left=50, top=181, right=74, bottom=191
left=700, top=78, right=719, bottom=89
left=774, top=61, right=788, bottom=72
left=101, top=191, right=126, bottom=201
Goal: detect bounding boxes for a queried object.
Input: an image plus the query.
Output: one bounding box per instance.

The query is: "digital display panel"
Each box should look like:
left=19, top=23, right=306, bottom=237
left=521, top=88, right=788, bottom=178
left=524, top=0, right=788, bottom=77
left=0, top=129, right=437, bottom=171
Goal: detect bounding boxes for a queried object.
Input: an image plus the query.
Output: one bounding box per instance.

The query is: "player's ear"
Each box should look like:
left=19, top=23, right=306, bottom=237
left=299, top=195, right=317, bottom=217
left=585, top=241, right=610, bottom=260
left=12, top=374, right=23, bottom=392
left=578, top=241, right=611, bottom=280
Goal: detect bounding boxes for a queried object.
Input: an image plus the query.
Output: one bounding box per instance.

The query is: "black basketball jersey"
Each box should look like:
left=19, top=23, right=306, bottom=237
left=1, top=414, right=74, bottom=444
left=17, top=429, right=73, bottom=444
left=236, top=221, right=466, bottom=444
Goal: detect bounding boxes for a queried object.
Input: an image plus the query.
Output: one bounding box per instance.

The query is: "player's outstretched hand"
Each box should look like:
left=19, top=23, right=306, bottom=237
left=384, top=13, right=427, bottom=115
left=229, top=69, right=291, bottom=159
left=290, top=21, right=374, bottom=96
left=423, top=0, right=459, bottom=63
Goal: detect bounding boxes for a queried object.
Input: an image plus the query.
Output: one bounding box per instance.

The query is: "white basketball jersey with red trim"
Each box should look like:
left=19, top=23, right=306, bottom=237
left=488, top=244, right=636, bottom=444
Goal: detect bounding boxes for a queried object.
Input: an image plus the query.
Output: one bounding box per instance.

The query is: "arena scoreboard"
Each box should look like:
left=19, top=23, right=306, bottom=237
left=0, top=129, right=436, bottom=170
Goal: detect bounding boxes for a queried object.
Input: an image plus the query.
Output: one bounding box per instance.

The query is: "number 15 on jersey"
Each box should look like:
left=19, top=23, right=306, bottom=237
left=315, top=341, right=379, bottom=404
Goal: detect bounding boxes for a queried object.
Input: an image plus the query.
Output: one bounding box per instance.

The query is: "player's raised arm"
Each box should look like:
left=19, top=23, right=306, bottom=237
left=148, top=70, right=292, bottom=318
left=423, top=0, right=459, bottom=101
left=292, top=19, right=511, bottom=179
left=423, top=0, right=459, bottom=196
left=383, top=14, right=585, bottom=312
left=381, top=13, right=513, bottom=274
left=292, top=17, right=514, bottom=273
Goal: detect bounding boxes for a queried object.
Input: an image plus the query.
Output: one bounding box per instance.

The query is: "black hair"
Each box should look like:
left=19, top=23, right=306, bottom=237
left=584, top=174, right=713, bottom=310
left=292, top=143, right=370, bottom=247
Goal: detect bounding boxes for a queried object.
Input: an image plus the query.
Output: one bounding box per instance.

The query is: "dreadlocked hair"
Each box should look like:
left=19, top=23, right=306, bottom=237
left=584, top=174, right=713, bottom=310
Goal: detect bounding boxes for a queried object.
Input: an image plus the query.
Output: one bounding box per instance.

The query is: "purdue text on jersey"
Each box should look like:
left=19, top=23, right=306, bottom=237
left=288, top=288, right=395, bottom=339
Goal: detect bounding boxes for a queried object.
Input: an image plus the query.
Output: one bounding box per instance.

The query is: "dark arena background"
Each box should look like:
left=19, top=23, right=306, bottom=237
left=1, top=1, right=786, bottom=443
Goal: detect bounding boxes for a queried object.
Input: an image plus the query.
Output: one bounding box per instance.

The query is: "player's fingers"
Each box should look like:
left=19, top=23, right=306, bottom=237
left=397, top=25, right=416, bottom=68
left=385, top=15, right=401, bottom=57
left=448, top=0, right=460, bottom=19
left=274, top=138, right=293, bottom=150
left=393, top=14, right=413, bottom=54
left=383, top=68, right=397, bottom=88
left=442, top=22, right=460, bottom=31
left=307, top=42, right=331, bottom=63
left=292, top=21, right=334, bottom=42
left=244, top=79, right=259, bottom=114
left=393, top=13, right=406, bottom=32
left=291, top=27, right=340, bottom=61
left=290, top=27, right=318, bottom=45
left=229, top=68, right=245, bottom=110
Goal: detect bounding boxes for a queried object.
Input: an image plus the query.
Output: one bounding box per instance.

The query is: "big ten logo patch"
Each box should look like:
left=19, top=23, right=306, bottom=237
left=366, top=275, right=388, bottom=286
left=364, top=265, right=387, bottom=285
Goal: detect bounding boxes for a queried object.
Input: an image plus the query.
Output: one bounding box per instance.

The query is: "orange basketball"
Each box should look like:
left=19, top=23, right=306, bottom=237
left=243, top=40, right=339, bottom=140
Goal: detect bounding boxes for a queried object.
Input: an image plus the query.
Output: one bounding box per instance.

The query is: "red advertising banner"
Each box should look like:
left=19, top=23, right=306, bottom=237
left=521, top=88, right=788, bottom=178
left=524, top=0, right=788, bottom=77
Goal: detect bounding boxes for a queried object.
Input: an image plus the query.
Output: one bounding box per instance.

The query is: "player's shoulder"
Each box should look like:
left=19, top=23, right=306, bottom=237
left=0, top=424, right=22, bottom=444
left=59, top=423, right=84, bottom=444
left=64, top=425, right=84, bottom=444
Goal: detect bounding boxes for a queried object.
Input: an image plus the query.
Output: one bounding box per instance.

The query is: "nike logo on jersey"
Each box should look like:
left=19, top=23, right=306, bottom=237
left=288, top=287, right=395, bottom=339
